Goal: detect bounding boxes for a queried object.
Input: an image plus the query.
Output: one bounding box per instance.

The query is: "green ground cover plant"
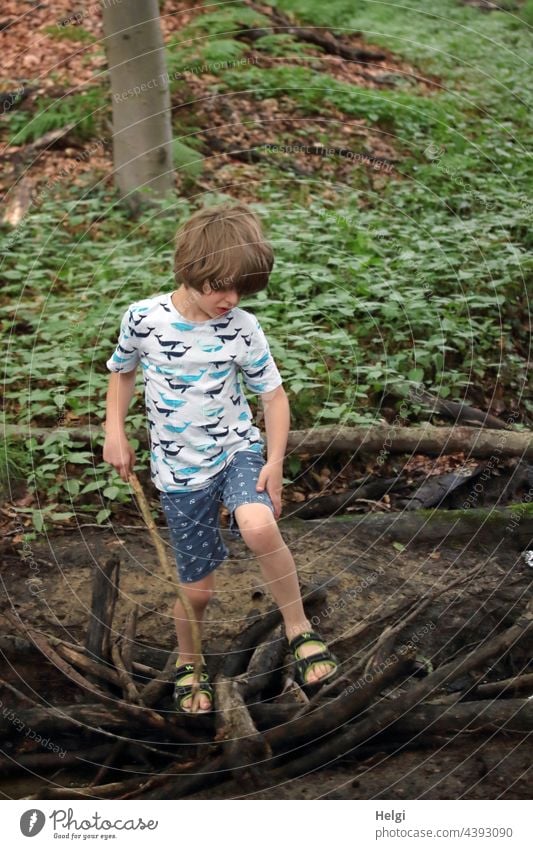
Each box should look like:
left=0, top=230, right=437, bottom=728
left=1, top=0, right=530, bottom=531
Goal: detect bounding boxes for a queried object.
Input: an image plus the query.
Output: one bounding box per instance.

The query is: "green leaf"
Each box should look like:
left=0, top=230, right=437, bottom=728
left=64, top=452, right=92, bottom=464
left=32, top=511, right=44, bottom=532
left=96, top=508, right=111, bottom=524
left=103, top=485, right=119, bottom=499
left=392, top=541, right=405, bottom=552
left=63, top=479, right=80, bottom=496
left=80, top=480, right=106, bottom=494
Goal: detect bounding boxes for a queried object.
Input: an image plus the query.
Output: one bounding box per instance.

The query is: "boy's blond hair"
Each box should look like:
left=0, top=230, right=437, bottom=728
left=174, top=201, right=274, bottom=296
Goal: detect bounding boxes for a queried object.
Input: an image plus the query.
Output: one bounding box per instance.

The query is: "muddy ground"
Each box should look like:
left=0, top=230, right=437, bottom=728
left=1, top=511, right=531, bottom=800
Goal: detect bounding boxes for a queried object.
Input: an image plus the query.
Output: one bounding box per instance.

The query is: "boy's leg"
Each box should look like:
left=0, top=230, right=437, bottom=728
left=234, top=502, right=334, bottom=684
left=173, top=571, right=215, bottom=711
left=159, top=482, right=227, bottom=711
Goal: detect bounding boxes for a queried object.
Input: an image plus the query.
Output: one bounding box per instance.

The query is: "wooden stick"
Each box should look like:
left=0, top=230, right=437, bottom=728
left=111, top=642, right=142, bottom=704
left=127, top=472, right=203, bottom=709
left=54, top=641, right=122, bottom=688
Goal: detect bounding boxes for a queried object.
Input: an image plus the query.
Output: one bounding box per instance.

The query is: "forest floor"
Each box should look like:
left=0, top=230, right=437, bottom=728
left=1, top=517, right=531, bottom=799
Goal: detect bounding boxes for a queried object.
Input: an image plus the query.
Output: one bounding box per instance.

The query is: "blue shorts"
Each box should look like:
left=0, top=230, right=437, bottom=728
left=159, top=449, right=275, bottom=584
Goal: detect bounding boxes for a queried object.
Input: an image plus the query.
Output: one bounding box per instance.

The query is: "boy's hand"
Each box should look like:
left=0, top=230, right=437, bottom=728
left=103, top=433, right=136, bottom=482
left=256, top=461, right=283, bottom=519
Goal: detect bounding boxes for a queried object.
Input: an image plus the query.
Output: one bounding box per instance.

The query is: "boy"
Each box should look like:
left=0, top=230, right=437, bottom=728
left=103, top=202, right=337, bottom=713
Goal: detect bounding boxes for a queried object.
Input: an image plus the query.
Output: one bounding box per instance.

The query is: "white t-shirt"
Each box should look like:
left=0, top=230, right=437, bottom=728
left=106, top=291, right=283, bottom=492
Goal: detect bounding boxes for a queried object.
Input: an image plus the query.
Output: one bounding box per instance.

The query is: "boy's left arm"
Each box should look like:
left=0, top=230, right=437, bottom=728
left=256, top=385, right=289, bottom=519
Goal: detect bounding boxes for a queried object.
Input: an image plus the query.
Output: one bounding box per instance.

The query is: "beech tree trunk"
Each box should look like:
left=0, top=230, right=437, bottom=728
left=102, top=0, right=174, bottom=208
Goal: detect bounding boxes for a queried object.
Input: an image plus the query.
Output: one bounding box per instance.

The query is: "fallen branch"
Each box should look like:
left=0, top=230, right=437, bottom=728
left=390, top=697, right=533, bottom=737
left=242, top=624, right=285, bottom=700
left=242, top=0, right=387, bottom=63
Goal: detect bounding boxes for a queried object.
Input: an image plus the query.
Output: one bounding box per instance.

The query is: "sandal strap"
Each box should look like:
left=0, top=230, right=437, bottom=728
left=174, top=665, right=213, bottom=710
left=174, top=683, right=213, bottom=703
left=175, top=662, right=206, bottom=677
left=294, top=650, right=337, bottom=669
left=288, top=630, right=327, bottom=653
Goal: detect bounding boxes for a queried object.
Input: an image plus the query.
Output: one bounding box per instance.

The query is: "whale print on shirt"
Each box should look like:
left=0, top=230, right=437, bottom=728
left=106, top=292, right=283, bottom=492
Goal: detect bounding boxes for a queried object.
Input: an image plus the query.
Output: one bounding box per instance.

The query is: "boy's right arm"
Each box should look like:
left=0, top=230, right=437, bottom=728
left=102, top=369, right=138, bottom=482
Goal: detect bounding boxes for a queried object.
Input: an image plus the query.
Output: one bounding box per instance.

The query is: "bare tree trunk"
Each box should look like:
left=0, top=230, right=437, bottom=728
left=102, top=0, right=174, bottom=210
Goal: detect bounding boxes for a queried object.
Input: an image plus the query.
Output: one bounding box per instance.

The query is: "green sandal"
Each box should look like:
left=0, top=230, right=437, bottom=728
left=288, top=630, right=339, bottom=692
left=174, top=662, right=214, bottom=714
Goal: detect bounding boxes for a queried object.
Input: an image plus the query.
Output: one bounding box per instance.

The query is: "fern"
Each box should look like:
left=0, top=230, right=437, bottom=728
left=201, top=39, right=247, bottom=64
left=6, top=88, right=106, bottom=145
left=44, top=25, right=96, bottom=43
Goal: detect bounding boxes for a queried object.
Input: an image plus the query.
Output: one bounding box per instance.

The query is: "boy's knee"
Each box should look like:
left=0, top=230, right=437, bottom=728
left=239, top=519, right=279, bottom=553
left=179, top=582, right=214, bottom=610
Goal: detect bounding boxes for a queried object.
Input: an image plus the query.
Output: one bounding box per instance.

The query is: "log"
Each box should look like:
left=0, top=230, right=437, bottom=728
left=5, top=422, right=532, bottom=459
left=287, top=423, right=533, bottom=460
left=473, top=672, right=533, bottom=699
left=111, top=642, right=142, bottom=704
left=31, top=758, right=200, bottom=801
left=408, top=386, right=513, bottom=430
left=291, top=476, right=403, bottom=520
left=85, top=554, right=120, bottom=665
left=389, top=698, right=533, bottom=737
left=54, top=641, right=122, bottom=688
left=300, top=502, right=533, bottom=548
left=0, top=687, right=204, bottom=745
left=137, top=647, right=178, bottom=707
left=121, top=604, right=138, bottom=675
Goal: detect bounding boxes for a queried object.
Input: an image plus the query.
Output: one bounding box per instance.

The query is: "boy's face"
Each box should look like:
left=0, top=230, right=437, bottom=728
left=191, top=280, right=241, bottom=319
